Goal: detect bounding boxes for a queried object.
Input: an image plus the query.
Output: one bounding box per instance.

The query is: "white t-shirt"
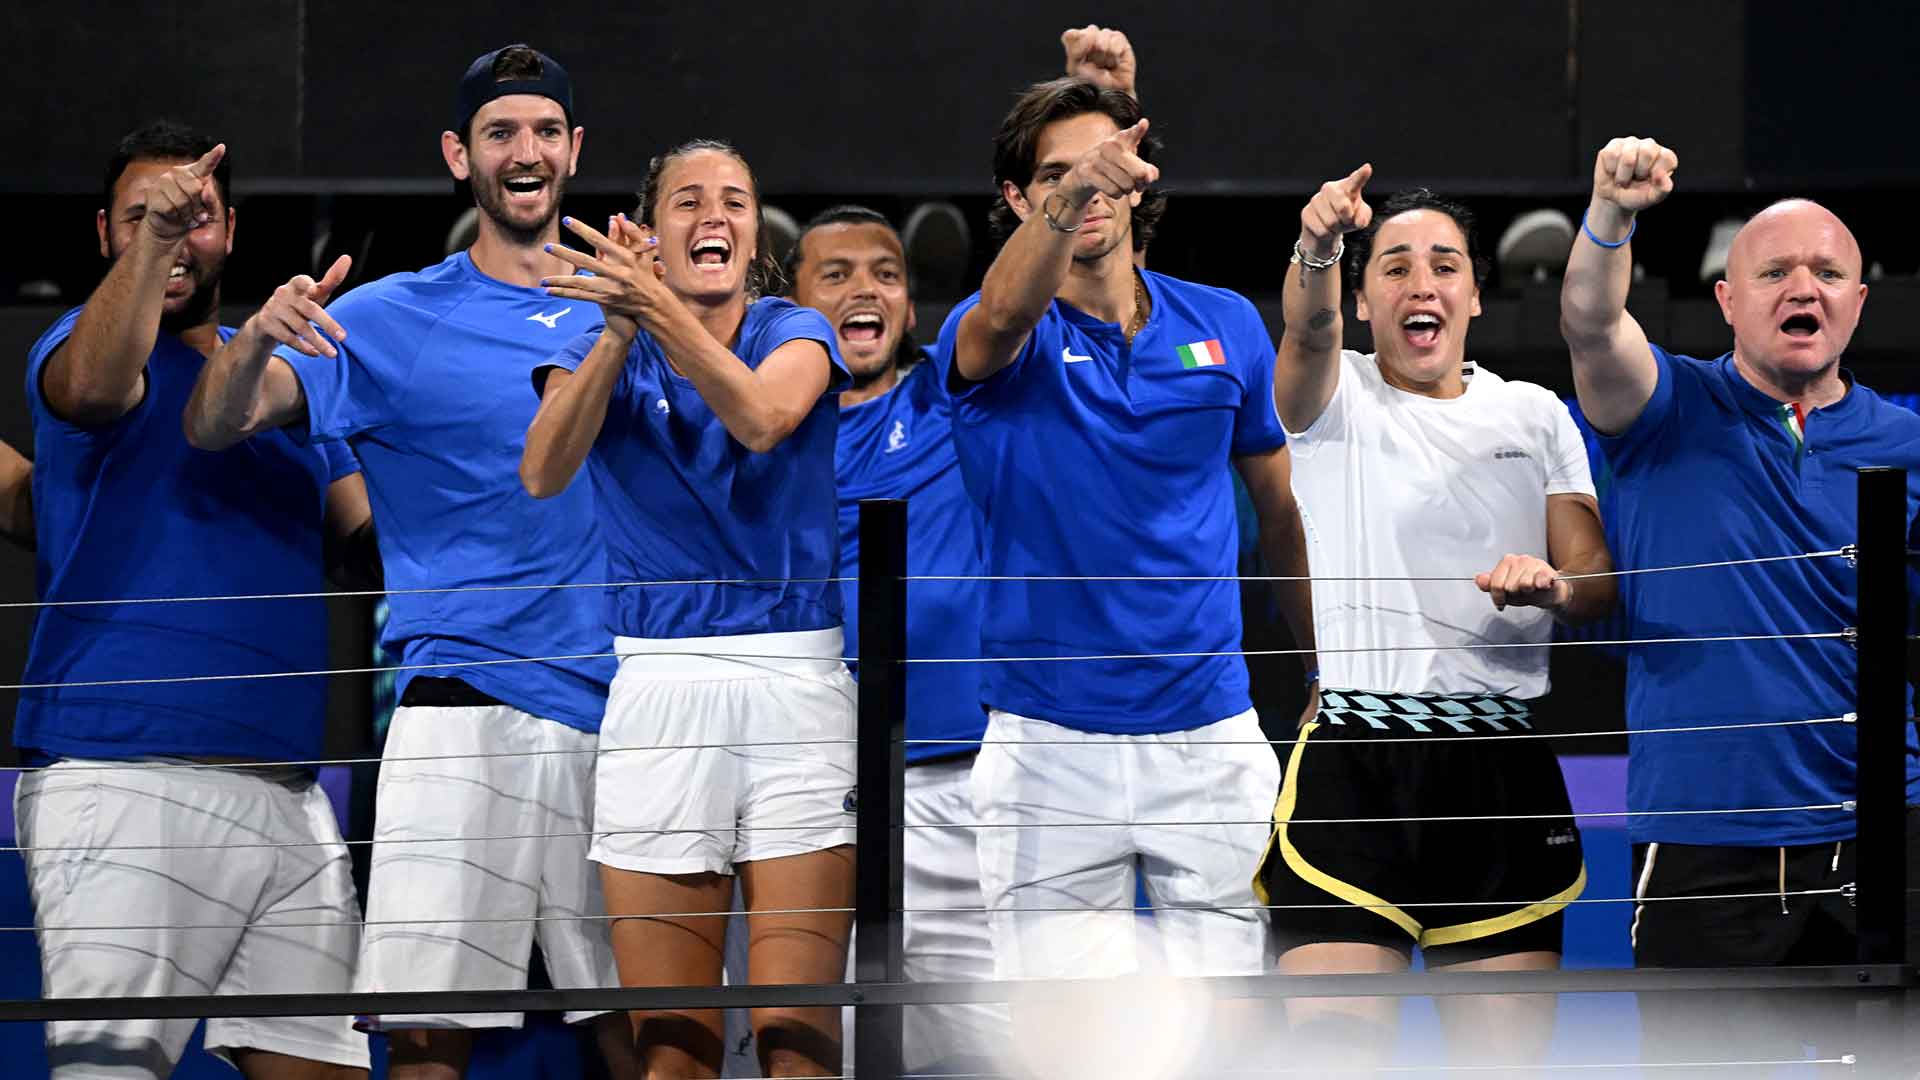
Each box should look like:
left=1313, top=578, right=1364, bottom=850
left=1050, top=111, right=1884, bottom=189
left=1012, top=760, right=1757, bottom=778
left=1287, top=351, right=1597, bottom=699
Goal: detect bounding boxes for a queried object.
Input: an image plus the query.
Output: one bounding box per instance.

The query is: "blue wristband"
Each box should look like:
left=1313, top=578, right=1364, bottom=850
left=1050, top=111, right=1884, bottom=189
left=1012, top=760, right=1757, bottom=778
left=1581, top=212, right=1636, bottom=249
left=1304, top=668, right=1321, bottom=688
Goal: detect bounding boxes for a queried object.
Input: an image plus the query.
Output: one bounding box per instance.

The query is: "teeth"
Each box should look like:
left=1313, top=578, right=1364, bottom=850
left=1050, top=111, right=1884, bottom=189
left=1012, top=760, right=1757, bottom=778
left=692, top=239, right=730, bottom=255
left=1403, top=315, right=1439, bottom=329
left=845, top=315, right=881, bottom=328
left=169, top=266, right=187, bottom=280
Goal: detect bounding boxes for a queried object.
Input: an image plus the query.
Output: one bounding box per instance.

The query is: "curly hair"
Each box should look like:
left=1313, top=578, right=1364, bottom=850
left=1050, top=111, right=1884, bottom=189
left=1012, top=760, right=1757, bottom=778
left=988, top=77, right=1163, bottom=253
left=635, top=138, right=785, bottom=298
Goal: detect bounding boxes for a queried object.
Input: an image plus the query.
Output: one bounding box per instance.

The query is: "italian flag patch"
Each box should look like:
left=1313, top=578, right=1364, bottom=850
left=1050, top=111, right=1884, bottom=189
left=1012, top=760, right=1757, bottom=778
left=1177, top=339, right=1226, bottom=369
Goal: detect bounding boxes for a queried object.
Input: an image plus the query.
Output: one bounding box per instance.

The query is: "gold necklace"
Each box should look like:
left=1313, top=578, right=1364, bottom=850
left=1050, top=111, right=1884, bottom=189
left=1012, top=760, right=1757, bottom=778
left=1124, top=268, right=1149, bottom=344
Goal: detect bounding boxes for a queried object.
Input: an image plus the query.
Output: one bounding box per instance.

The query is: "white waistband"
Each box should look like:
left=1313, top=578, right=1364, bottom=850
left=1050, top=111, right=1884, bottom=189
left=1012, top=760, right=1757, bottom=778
left=614, top=627, right=846, bottom=678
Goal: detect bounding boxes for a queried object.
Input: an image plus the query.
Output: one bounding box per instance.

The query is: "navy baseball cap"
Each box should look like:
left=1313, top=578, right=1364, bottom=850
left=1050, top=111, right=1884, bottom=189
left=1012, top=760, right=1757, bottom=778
left=453, top=44, right=575, bottom=135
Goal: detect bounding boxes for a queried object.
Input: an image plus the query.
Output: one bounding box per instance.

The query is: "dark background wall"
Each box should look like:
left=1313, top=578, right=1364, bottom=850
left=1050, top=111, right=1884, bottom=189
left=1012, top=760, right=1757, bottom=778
left=1, top=0, right=1916, bottom=755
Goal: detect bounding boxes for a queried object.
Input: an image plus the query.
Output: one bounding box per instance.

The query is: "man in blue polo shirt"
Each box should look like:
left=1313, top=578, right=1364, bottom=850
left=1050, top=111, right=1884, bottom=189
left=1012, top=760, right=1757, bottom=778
left=785, top=204, right=998, bottom=1074
left=938, top=77, right=1316, bottom=998
left=184, top=46, right=635, bottom=1079
left=17, top=120, right=371, bottom=1077
left=1561, top=134, right=1920, bottom=1068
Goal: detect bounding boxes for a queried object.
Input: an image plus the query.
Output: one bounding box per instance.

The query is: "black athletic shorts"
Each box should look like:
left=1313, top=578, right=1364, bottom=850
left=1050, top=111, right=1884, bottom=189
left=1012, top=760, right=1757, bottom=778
left=1255, top=688, right=1587, bottom=967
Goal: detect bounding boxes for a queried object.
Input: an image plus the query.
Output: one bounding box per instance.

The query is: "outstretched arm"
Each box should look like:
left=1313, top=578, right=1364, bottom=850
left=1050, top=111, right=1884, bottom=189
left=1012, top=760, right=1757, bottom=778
left=184, top=255, right=352, bottom=449
left=953, top=119, right=1159, bottom=382
left=1561, top=136, right=1677, bottom=436
left=48, top=144, right=225, bottom=426
left=1275, top=164, right=1372, bottom=433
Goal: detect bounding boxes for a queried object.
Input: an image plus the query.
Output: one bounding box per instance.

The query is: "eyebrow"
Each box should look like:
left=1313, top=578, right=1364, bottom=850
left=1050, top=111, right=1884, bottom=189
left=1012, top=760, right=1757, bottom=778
left=669, top=184, right=753, bottom=199
left=1380, top=242, right=1463, bottom=257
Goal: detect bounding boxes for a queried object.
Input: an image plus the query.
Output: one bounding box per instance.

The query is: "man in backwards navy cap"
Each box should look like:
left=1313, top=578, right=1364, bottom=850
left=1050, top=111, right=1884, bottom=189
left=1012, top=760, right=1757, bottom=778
left=186, top=46, right=637, bottom=1079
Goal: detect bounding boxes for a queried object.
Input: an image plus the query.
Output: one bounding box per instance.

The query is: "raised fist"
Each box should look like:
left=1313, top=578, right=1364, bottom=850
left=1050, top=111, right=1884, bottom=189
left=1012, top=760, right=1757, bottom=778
left=1061, top=118, right=1159, bottom=208
left=1592, top=136, right=1678, bottom=214
left=1299, top=163, right=1373, bottom=259
left=141, top=144, right=226, bottom=244
left=1062, top=24, right=1138, bottom=98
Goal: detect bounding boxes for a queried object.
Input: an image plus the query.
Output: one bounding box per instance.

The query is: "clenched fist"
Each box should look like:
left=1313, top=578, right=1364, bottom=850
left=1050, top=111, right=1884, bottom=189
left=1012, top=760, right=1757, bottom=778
left=1062, top=24, right=1138, bottom=98
left=1591, top=136, right=1678, bottom=215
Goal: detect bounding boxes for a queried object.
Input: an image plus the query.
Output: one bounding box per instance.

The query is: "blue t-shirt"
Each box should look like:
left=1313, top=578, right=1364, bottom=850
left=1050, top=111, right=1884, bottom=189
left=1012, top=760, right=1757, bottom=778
left=1600, top=345, right=1920, bottom=845
left=279, top=252, right=612, bottom=731
left=836, top=357, right=989, bottom=764
left=17, top=308, right=357, bottom=763
left=539, top=297, right=848, bottom=639
left=934, top=270, right=1287, bottom=734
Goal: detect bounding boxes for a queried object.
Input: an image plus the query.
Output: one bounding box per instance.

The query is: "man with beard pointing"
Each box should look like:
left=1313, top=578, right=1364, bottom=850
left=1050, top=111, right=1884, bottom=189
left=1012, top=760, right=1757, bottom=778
left=186, top=45, right=635, bottom=1080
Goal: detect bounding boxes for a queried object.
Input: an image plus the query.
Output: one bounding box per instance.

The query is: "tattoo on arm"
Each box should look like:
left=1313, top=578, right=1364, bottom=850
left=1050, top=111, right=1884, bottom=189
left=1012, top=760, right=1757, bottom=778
left=1307, top=308, right=1336, bottom=332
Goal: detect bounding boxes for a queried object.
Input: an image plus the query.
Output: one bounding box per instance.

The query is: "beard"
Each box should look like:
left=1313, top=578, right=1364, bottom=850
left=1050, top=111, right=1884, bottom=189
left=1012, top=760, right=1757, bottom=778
left=109, top=240, right=222, bottom=336
left=159, top=272, right=220, bottom=335
left=471, top=168, right=568, bottom=246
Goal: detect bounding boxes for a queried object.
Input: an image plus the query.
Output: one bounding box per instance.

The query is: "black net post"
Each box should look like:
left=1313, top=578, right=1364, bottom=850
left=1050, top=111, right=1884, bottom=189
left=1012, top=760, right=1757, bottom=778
left=1853, top=466, right=1911, bottom=1071
left=853, top=498, right=908, bottom=1080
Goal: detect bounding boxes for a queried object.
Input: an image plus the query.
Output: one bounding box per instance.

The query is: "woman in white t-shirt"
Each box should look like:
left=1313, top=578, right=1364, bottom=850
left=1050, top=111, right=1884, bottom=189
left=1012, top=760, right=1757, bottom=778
left=1252, top=168, right=1617, bottom=1070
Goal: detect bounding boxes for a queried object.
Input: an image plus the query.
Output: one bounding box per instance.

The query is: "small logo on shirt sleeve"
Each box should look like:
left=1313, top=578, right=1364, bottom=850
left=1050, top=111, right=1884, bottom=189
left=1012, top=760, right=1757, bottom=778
left=527, top=306, right=573, bottom=329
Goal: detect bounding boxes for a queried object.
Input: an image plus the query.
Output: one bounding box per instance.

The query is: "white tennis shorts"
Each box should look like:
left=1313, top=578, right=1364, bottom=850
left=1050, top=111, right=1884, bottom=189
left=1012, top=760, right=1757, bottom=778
left=592, top=628, right=857, bottom=875
left=357, top=702, right=619, bottom=1029
left=16, top=759, right=369, bottom=1076
left=971, top=708, right=1279, bottom=979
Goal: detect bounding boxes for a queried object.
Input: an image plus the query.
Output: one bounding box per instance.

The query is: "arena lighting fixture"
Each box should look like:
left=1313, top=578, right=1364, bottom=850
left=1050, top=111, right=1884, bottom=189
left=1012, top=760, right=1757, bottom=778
left=1495, top=208, right=1575, bottom=285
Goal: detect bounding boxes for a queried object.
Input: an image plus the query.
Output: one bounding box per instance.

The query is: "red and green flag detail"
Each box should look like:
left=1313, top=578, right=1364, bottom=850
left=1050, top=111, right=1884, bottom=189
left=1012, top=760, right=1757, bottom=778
left=1779, top=402, right=1808, bottom=464
left=1177, top=339, right=1226, bottom=369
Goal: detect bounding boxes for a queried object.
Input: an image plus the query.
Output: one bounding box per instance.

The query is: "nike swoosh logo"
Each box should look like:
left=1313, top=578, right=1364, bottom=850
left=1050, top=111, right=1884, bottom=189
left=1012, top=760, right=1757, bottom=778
left=527, top=306, right=573, bottom=329
left=1062, top=346, right=1093, bottom=364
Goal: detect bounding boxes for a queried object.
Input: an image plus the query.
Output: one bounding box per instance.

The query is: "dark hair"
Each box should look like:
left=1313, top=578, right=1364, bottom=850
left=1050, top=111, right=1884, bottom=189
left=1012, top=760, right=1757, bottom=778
left=782, top=205, right=921, bottom=371
left=635, top=138, right=784, bottom=298
left=783, top=205, right=902, bottom=289
left=988, top=77, right=1164, bottom=252
left=1344, top=188, right=1491, bottom=292
left=103, top=119, right=230, bottom=212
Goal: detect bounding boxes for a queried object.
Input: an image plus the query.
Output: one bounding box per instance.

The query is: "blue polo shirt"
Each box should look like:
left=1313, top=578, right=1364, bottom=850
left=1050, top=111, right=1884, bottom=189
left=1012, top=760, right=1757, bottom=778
left=279, top=251, right=613, bottom=731
left=836, top=357, right=988, bottom=763
left=18, top=308, right=358, bottom=763
left=1599, top=345, right=1920, bottom=845
left=934, top=271, right=1287, bottom=734
left=538, top=298, right=848, bottom=639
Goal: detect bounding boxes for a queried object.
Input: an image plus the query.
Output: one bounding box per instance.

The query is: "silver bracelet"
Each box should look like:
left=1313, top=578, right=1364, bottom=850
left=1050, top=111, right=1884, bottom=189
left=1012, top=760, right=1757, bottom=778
left=1042, top=193, right=1084, bottom=234
left=1291, top=237, right=1343, bottom=271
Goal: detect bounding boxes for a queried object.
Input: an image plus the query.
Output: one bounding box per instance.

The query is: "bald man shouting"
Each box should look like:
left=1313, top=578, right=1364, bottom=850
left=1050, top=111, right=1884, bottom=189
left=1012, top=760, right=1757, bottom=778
left=1562, top=136, right=1920, bottom=1070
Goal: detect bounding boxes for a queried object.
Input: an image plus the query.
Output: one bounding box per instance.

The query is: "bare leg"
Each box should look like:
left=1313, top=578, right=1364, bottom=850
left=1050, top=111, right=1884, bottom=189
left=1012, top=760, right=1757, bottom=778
left=738, top=846, right=856, bottom=1078
left=1430, top=950, right=1560, bottom=1074
left=379, top=1030, right=471, bottom=1080
left=592, top=1011, right=645, bottom=1080
left=1277, top=941, right=1408, bottom=1073
left=600, top=864, right=734, bottom=1079
left=233, top=1047, right=370, bottom=1080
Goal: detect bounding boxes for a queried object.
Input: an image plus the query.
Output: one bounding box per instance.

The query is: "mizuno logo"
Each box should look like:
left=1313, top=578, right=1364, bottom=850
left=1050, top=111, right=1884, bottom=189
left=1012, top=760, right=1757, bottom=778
left=527, top=307, right=572, bottom=329
left=1062, top=346, right=1093, bottom=365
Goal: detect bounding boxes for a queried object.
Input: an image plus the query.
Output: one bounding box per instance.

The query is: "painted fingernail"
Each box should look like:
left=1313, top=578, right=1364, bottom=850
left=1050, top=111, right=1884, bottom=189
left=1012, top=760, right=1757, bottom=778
left=544, top=244, right=553, bottom=253
left=562, top=216, right=572, bottom=225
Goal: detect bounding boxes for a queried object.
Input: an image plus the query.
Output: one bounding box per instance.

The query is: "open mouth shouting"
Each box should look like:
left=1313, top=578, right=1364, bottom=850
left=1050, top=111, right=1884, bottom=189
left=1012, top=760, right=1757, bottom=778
left=1779, top=311, right=1823, bottom=341
left=691, top=235, right=733, bottom=273
left=165, top=258, right=196, bottom=296
left=839, top=310, right=886, bottom=349
left=500, top=173, right=550, bottom=207
left=1401, top=311, right=1444, bottom=349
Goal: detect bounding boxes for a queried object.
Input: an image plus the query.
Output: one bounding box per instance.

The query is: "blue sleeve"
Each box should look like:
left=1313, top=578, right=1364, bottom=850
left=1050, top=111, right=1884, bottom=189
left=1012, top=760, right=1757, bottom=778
left=24, top=307, right=85, bottom=419
left=536, top=327, right=638, bottom=414
left=1229, top=296, right=1287, bottom=456
left=318, top=440, right=360, bottom=483
left=277, top=291, right=415, bottom=446
left=935, top=293, right=1042, bottom=407
left=1595, top=342, right=1686, bottom=476
left=759, top=303, right=849, bottom=392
